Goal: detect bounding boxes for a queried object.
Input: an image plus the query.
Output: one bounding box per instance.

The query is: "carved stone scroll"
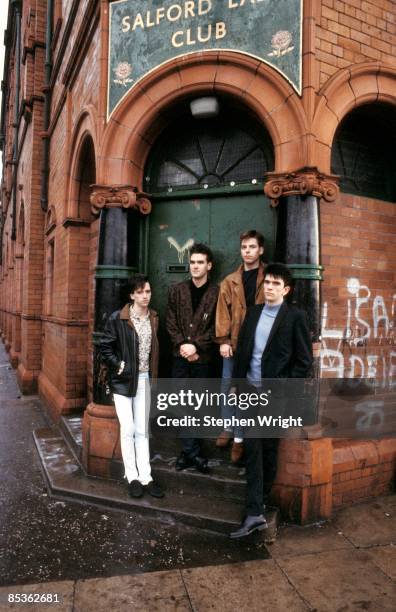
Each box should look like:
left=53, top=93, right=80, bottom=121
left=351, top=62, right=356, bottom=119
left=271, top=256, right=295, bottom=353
left=90, top=184, right=152, bottom=216
left=264, top=167, right=339, bottom=207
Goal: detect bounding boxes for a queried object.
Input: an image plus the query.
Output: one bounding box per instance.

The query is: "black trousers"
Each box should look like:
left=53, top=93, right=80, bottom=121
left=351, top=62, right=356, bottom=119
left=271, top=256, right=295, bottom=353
left=171, top=357, right=211, bottom=458
left=244, top=437, right=279, bottom=516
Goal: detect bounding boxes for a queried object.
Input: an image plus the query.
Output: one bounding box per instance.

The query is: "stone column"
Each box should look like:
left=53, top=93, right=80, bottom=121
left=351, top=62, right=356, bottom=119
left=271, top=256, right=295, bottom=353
left=265, top=167, right=339, bottom=522
left=82, top=185, right=151, bottom=477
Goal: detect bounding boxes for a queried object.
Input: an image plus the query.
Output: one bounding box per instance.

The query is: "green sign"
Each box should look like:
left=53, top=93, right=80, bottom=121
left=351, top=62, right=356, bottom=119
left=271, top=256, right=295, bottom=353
left=108, top=0, right=302, bottom=118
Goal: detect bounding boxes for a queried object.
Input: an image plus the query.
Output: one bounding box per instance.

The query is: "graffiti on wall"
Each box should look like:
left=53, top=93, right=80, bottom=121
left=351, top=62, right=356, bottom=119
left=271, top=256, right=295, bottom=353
left=321, top=277, right=396, bottom=387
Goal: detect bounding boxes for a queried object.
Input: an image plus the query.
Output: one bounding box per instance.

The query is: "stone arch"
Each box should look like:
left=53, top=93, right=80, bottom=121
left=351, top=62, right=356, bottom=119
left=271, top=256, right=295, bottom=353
left=99, top=51, right=309, bottom=186
left=67, top=107, right=97, bottom=220
left=313, top=63, right=396, bottom=173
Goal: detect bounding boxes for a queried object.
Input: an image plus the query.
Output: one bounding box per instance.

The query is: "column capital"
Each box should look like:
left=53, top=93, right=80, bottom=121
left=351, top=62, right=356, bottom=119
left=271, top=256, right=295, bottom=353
left=90, top=184, right=152, bottom=216
left=264, top=167, right=339, bottom=207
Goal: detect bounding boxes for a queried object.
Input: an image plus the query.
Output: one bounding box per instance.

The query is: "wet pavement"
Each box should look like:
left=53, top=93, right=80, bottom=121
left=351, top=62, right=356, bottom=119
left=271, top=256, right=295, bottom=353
left=0, top=345, right=268, bottom=587
left=0, top=345, right=395, bottom=610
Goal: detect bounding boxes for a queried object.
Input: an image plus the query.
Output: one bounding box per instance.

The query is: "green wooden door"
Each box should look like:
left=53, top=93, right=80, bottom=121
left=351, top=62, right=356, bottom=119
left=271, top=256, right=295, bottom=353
left=148, top=188, right=276, bottom=318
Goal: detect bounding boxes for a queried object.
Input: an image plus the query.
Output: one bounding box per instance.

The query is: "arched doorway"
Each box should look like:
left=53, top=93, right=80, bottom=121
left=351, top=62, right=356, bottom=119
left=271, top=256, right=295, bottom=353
left=331, top=102, right=396, bottom=202
left=144, top=102, right=275, bottom=300
left=143, top=99, right=275, bottom=372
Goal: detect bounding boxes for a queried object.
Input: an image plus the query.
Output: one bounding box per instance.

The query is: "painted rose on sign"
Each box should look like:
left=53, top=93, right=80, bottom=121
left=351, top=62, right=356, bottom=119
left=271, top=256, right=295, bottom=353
left=268, top=31, right=294, bottom=57
left=113, top=62, right=134, bottom=86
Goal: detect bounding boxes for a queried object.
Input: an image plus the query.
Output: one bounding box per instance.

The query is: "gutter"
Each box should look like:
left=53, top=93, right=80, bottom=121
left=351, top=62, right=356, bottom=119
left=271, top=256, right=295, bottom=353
left=10, top=0, right=22, bottom=240
left=40, top=0, right=54, bottom=212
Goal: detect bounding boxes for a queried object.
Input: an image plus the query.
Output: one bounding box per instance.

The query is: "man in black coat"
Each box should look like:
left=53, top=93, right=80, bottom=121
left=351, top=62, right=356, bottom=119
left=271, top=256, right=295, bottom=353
left=166, top=243, right=219, bottom=473
left=230, top=263, right=313, bottom=538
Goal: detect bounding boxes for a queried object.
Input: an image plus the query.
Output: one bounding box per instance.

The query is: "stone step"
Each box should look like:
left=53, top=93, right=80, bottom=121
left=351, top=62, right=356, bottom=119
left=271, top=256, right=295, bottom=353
left=60, top=415, right=246, bottom=501
left=33, top=427, right=246, bottom=535
left=59, top=415, right=83, bottom=466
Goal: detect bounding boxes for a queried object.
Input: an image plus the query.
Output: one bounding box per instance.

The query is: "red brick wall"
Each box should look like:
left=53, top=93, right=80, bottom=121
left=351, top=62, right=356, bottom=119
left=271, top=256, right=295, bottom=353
left=316, top=0, right=396, bottom=86
left=320, top=192, right=396, bottom=506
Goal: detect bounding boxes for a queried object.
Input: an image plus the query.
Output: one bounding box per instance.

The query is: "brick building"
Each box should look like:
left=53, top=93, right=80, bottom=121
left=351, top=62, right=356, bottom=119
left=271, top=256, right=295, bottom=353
left=0, top=0, right=395, bottom=524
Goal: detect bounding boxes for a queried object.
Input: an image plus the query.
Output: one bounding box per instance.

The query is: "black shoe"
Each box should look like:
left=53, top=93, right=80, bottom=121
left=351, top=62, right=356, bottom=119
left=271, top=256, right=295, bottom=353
left=128, top=479, right=143, bottom=498
left=175, top=452, right=194, bottom=471
left=144, top=481, right=165, bottom=498
left=192, top=455, right=209, bottom=474
left=230, top=515, right=268, bottom=539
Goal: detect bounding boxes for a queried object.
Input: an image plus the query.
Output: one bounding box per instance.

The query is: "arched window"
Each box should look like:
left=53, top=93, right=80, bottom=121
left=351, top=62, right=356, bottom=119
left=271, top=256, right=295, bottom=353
left=331, top=103, right=396, bottom=203
left=144, top=108, right=274, bottom=192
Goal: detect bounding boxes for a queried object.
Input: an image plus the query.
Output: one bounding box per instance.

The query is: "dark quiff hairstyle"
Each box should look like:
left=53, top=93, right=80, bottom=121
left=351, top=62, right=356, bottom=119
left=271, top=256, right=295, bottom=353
left=240, top=229, right=265, bottom=248
left=127, top=274, right=149, bottom=296
left=189, top=242, right=214, bottom=264
left=264, top=263, right=294, bottom=288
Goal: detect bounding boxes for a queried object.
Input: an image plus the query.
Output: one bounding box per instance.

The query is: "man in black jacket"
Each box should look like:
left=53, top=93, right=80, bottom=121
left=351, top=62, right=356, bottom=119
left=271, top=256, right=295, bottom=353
left=166, top=243, right=219, bottom=473
left=230, top=263, right=313, bottom=538
left=100, top=274, right=164, bottom=500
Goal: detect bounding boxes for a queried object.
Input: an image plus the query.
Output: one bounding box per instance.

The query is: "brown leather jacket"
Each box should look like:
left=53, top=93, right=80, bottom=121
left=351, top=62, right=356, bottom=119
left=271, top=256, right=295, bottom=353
left=215, top=262, right=265, bottom=352
left=166, top=280, right=219, bottom=363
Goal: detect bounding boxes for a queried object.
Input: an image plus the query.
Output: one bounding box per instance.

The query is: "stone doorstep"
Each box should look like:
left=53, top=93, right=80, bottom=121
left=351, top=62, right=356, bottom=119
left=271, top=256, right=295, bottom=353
left=59, top=415, right=247, bottom=502
left=33, top=427, right=279, bottom=543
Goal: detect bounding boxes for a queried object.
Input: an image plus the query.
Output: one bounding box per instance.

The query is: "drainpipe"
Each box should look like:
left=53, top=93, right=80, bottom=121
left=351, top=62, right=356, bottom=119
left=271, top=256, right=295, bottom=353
left=10, top=0, right=22, bottom=241
left=40, top=0, right=54, bottom=212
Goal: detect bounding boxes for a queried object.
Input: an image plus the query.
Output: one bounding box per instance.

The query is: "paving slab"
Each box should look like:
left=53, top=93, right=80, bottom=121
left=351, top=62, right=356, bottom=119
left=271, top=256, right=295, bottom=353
left=74, top=571, right=190, bottom=612
left=333, top=497, right=396, bottom=547
left=269, top=521, right=353, bottom=559
left=181, top=559, right=308, bottom=612
left=364, top=545, right=396, bottom=581
left=277, top=549, right=396, bottom=612
left=0, top=581, right=74, bottom=612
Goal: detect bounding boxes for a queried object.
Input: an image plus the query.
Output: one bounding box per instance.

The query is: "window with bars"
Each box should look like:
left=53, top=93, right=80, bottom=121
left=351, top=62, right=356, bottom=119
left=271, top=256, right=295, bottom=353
left=331, top=103, right=396, bottom=203
left=144, top=115, right=274, bottom=192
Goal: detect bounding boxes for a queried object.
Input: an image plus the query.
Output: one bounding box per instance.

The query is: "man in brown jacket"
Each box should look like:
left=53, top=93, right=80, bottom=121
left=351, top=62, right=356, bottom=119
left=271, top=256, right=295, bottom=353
left=166, top=243, right=219, bottom=473
left=215, top=230, right=265, bottom=463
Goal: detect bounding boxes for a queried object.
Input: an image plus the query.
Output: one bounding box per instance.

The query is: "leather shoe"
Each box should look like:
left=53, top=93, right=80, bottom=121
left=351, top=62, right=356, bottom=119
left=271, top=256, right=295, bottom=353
left=216, top=431, right=232, bottom=448
left=128, top=479, right=143, bottom=498
left=231, top=441, right=244, bottom=464
left=175, top=452, right=194, bottom=471
left=144, top=481, right=165, bottom=498
left=175, top=452, right=209, bottom=473
left=192, top=455, right=209, bottom=473
left=230, top=514, right=268, bottom=539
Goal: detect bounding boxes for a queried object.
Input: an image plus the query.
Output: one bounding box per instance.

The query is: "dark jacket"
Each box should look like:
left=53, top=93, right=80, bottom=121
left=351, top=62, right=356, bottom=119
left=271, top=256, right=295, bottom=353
left=100, top=304, right=159, bottom=397
left=233, top=302, right=313, bottom=379
left=166, top=280, right=219, bottom=363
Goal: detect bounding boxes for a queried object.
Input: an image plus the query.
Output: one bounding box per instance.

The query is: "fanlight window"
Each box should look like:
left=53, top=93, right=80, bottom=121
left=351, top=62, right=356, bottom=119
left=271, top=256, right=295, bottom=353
left=145, top=116, right=274, bottom=192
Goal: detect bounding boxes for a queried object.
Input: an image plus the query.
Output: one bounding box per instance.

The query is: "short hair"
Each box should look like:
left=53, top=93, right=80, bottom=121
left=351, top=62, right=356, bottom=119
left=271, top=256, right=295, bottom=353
left=240, top=230, right=265, bottom=248
left=127, top=273, right=149, bottom=295
left=189, top=242, right=213, bottom=263
left=265, top=263, right=294, bottom=288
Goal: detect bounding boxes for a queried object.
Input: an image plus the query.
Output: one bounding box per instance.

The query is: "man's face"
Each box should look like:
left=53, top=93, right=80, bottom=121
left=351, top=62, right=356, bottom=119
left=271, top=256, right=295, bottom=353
left=240, top=238, right=264, bottom=266
left=264, top=274, right=290, bottom=305
left=130, top=282, right=151, bottom=308
left=190, top=253, right=212, bottom=280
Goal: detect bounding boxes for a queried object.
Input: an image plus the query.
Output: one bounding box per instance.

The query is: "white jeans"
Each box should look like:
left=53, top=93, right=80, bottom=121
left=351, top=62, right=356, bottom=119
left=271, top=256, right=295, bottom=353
left=113, top=373, right=152, bottom=485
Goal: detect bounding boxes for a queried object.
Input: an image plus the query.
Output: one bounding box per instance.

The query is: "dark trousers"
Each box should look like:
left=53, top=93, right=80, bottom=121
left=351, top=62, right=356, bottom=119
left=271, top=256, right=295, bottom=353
left=244, top=437, right=279, bottom=516
left=171, top=357, right=211, bottom=458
